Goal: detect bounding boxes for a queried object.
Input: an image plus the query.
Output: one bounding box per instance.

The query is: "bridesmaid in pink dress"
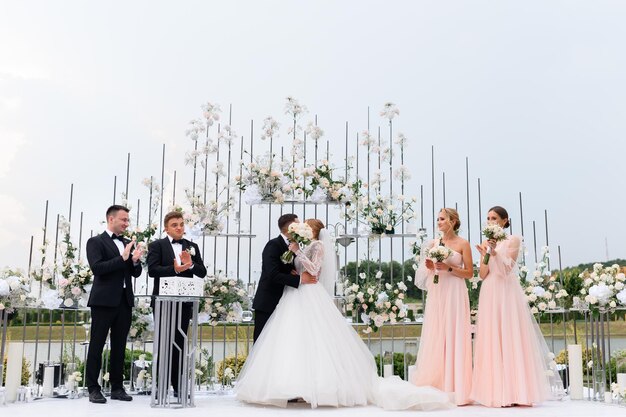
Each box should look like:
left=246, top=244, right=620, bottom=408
left=411, top=208, right=474, bottom=405
left=471, top=206, right=562, bottom=407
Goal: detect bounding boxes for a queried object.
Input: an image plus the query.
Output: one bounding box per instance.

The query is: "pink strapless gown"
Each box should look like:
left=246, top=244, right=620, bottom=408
left=411, top=249, right=473, bottom=405
left=470, top=236, right=554, bottom=407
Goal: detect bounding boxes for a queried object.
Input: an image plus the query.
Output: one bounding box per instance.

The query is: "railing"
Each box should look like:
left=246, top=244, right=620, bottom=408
left=1, top=306, right=626, bottom=405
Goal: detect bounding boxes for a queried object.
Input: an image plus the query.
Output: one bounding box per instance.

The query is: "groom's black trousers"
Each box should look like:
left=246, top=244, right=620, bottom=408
left=253, top=310, right=272, bottom=343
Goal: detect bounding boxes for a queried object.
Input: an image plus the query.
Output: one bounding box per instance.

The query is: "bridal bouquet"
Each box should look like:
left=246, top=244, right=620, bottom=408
left=427, top=244, right=452, bottom=284
left=481, top=223, right=507, bottom=264
left=280, top=222, right=313, bottom=264
left=0, top=267, right=32, bottom=313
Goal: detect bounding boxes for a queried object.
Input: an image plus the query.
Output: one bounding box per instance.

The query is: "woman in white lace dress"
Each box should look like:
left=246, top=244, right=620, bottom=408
left=235, top=219, right=454, bottom=410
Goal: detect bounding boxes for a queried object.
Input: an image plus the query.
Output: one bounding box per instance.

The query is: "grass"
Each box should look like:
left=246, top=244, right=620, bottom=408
left=4, top=319, right=626, bottom=342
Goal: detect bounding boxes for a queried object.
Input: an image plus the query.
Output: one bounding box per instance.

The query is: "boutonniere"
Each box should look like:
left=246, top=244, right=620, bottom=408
left=186, top=246, right=196, bottom=256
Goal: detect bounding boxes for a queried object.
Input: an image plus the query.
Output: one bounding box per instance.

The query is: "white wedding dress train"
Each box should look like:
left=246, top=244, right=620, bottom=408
left=235, top=236, right=454, bottom=410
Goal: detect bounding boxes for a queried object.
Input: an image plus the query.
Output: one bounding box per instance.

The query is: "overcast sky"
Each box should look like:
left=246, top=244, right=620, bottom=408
left=1, top=0, right=625, bottom=277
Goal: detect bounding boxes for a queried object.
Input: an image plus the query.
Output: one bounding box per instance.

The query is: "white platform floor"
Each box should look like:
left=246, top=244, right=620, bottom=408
left=2, top=394, right=624, bottom=417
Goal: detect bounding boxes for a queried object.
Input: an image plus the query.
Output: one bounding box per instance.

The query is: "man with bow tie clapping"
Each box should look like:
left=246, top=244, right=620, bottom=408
left=147, top=210, right=207, bottom=397
left=85, top=205, right=144, bottom=404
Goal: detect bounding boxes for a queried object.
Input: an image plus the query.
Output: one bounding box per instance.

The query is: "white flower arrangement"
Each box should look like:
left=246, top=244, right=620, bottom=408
left=342, top=279, right=408, bottom=334
left=576, top=263, right=626, bottom=313
left=50, top=220, right=94, bottom=308
left=237, top=154, right=287, bottom=204
left=298, top=160, right=357, bottom=203
left=198, top=272, right=251, bottom=326
left=353, top=194, right=415, bottom=235
left=0, top=267, right=32, bottom=313
left=129, top=297, right=154, bottom=345
left=380, top=102, right=400, bottom=120
left=280, top=222, right=313, bottom=264
left=184, top=190, right=235, bottom=235
left=521, top=247, right=567, bottom=314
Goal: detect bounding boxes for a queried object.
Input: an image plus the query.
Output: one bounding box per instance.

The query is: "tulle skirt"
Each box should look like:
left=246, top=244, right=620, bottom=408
left=236, top=284, right=454, bottom=410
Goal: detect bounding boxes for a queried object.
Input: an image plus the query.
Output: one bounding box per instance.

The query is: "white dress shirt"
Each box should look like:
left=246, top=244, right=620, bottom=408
left=105, top=229, right=126, bottom=288
left=168, top=235, right=194, bottom=273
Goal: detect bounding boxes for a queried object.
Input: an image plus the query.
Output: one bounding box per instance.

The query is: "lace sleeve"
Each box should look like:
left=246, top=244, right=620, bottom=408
left=297, top=241, right=324, bottom=276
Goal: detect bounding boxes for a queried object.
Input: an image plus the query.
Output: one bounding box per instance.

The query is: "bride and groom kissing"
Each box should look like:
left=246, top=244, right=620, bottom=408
left=235, top=214, right=454, bottom=411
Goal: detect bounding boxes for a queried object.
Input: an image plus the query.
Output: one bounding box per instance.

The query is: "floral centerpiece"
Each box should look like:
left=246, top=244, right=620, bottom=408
left=280, top=222, right=313, bottom=264
left=0, top=267, right=32, bottom=313
left=481, top=223, right=507, bottom=264
left=521, top=246, right=568, bottom=314
left=129, top=297, right=154, bottom=345
left=358, top=194, right=415, bottom=235
left=236, top=154, right=286, bottom=204
left=574, top=263, right=626, bottom=314
left=184, top=190, right=235, bottom=236
left=300, top=160, right=357, bottom=203
left=342, top=274, right=409, bottom=333
left=198, top=272, right=251, bottom=326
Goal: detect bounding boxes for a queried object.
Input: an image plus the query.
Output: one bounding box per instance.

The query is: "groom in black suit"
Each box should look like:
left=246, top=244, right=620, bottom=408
left=85, top=205, right=144, bottom=404
left=252, top=213, right=317, bottom=342
left=147, top=210, right=207, bottom=396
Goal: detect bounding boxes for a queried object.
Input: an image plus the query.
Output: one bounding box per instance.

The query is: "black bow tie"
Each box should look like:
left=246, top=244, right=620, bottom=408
left=171, top=239, right=184, bottom=245
left=111, top=234, right=125, bottom=242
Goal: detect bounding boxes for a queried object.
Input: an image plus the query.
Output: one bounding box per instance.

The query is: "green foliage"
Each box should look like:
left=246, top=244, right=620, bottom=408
left=374, top=352, right=416, bottom=380
left=102, top=348, right=153, bottom=380
left=216, top=354, right=247, bottom=380
left=2, top=356, right=31, bottom=385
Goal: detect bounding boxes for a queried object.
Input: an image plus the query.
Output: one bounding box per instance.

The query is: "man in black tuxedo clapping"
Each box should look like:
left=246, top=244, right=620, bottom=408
left=147, top=210, right=207, bottom=396
left=85, top=205, right=144, bottom=404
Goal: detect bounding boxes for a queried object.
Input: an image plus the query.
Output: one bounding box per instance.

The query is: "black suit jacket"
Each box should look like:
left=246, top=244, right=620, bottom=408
left=147, top=237, right=207, bottom=299
left=252, top=235, right=300, bottom=313
left=86, top=232, right=142, bottom=308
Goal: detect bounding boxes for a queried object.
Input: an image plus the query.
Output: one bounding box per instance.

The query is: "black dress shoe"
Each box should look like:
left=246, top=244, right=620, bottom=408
left=110, top=389, right=133, bottom=401
left=89, top=390, right=107, bottom=404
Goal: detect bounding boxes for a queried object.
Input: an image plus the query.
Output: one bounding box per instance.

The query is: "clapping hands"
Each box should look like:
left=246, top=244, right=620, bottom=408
left=174, top=250, right=193, bottom=273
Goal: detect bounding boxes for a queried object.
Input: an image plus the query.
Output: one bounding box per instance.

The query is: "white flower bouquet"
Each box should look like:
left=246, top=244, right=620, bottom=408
left=427, top=244, right=452, bottom=284
left=280, top=222, right=313, bottom=264
left=481, top=223, right=507, bottom=264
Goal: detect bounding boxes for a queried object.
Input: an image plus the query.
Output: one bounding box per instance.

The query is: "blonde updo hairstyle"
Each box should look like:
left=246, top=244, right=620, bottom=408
left=440, top=208, right=461, bottom=234
left=305, top=219, right=325, bottom=240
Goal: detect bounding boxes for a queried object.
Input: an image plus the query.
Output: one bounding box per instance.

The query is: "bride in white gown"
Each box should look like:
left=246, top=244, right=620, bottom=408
left=235, top=219, right=454, bottom=410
